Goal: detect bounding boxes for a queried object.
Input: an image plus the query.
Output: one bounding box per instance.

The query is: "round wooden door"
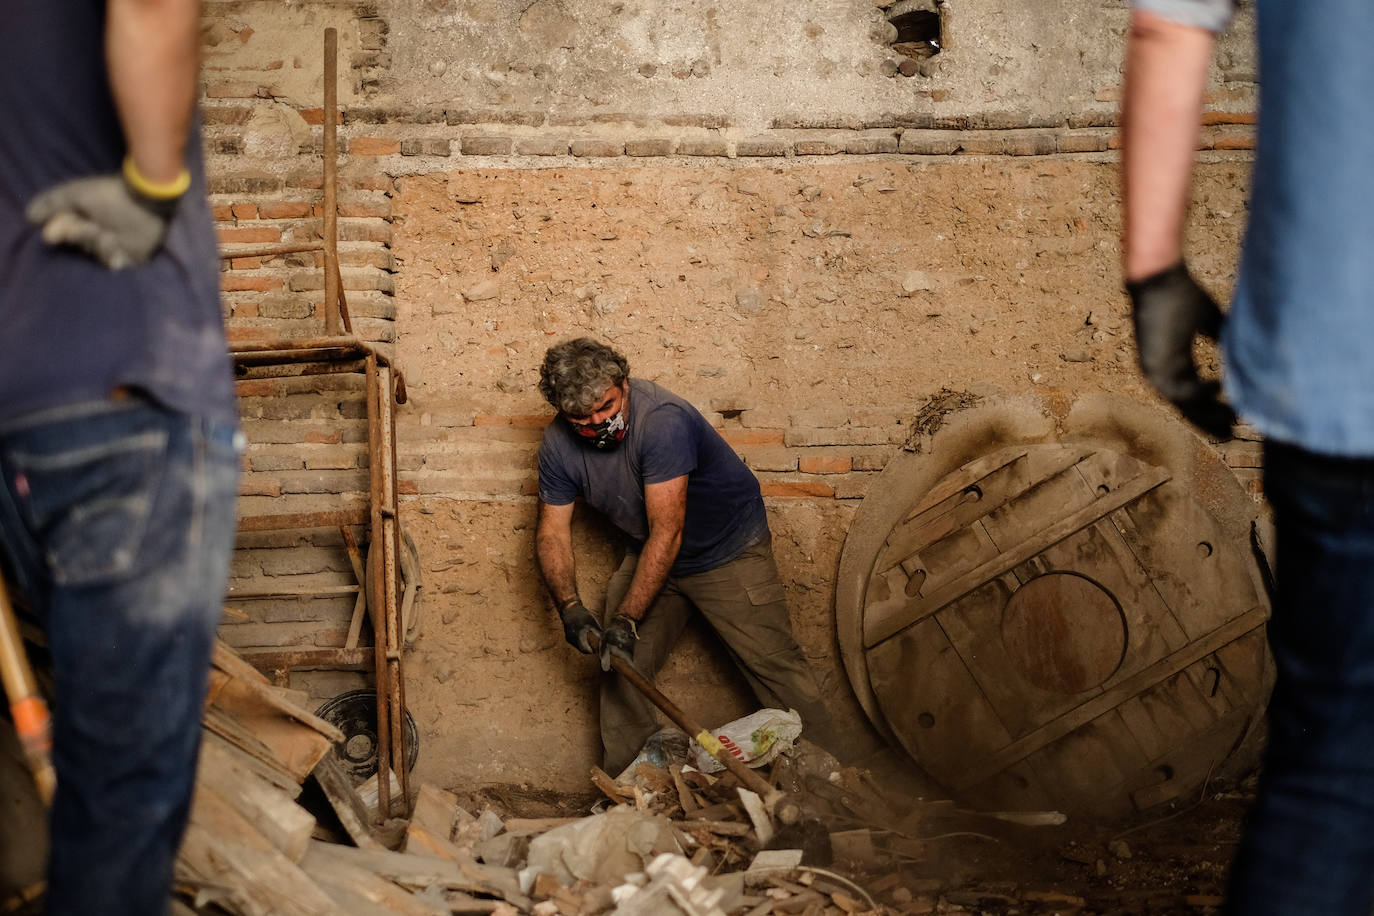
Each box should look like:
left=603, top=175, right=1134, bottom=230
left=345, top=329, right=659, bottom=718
left=837, top=396, right=1272, bottom=817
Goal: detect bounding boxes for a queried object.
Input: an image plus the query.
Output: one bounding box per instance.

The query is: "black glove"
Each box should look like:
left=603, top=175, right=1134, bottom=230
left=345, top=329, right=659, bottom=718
left=558, top=600, right=602, bottom=655
left=1127, top=262, right=1238, bottom=440
left=26, top=159, right=186, bottom=270
left=600, top=613, right=638, bottom=672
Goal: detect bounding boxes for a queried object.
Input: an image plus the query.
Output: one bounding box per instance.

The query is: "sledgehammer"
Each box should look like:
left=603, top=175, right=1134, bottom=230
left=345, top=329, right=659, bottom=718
left=589, top=632, right=806, bottom=829
left=0, top=576, right=55, bottom=804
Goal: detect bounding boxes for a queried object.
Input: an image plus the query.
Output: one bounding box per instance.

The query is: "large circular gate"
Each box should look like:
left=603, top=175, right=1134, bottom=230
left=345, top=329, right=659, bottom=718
left=836, top=394, right=1272, bottom=818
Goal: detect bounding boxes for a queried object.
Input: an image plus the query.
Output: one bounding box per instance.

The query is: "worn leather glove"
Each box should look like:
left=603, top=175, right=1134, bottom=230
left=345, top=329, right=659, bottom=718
left=600, top=613, right=638, bottom=672
left=1127, top=262, right=1238, bottom=440
left=26, top=158, right=186, bottom=270
left=558, top=600, right=602, bottom=654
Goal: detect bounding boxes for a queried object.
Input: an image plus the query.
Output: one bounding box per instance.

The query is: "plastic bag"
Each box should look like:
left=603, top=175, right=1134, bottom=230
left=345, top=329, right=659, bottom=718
left=691, top=707, right=802, bottom=774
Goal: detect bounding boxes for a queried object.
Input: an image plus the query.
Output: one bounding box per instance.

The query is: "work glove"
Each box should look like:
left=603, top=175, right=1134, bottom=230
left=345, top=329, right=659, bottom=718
left=558, top=600, right=602, bottom=655
left=1126, top=262, right=1238, bottom=440
left=26, top=158, right=187, bottom=270
left=600, top=613, right=638, bottom=672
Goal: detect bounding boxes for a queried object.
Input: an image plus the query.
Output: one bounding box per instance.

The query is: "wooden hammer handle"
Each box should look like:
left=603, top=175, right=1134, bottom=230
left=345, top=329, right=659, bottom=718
left=593, top=636, right=780, bottom=802
left=0, top=578, right=55, bottom=804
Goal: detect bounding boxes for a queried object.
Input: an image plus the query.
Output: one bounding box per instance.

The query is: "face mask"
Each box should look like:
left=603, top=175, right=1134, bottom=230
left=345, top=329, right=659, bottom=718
left=572, top=408, right=628, bottom=451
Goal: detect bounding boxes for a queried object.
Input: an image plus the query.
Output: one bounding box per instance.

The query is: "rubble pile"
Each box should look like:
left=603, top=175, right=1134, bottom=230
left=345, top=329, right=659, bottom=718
left=177, top=645, right=950, bottom=916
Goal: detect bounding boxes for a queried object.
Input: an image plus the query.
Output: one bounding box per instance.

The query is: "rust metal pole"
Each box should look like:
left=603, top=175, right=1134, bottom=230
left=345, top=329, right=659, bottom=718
left=231, top=347, right=364, bottom=367
left=323, top=28, right=341, bottom=336
left=365, top=355, right=392, bottom=819
left=234, top=359, right=370, bottom=380
left=378, top=365, right=408, bottom=812
left=230, top=336, right=363, bottom=353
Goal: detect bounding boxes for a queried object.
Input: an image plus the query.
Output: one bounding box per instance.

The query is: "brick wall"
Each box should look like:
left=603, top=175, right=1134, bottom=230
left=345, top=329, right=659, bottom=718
left=204, top=1, right=1259, bottom=792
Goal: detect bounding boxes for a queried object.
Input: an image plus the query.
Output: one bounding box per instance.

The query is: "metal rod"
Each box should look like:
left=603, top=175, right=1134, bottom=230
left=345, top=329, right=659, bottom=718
left=234, top=359, right=369, bottom=380
left=378, top=365, right=408, bottom=813
left=365, top=355, right=392, bottom=820
left=224, top=585, right=359, bottom=601
left=232, top=347, right=365, bottom=367
left=236, top=508, right=368, bottom=532
left=230, top=336, right=366, bottom=353
left=323, top=28, right=341, bottom=336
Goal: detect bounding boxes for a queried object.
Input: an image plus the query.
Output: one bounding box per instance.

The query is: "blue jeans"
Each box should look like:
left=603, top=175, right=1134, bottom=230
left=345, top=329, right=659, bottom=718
left=1226, top=442, right=1374, bottom=914
left=0, top=397, right=240, bottom=916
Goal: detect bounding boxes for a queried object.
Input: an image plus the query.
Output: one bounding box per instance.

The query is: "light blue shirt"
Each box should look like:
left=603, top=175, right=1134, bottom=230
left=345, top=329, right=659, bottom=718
left=1134, top=0, right=1374, bottom=456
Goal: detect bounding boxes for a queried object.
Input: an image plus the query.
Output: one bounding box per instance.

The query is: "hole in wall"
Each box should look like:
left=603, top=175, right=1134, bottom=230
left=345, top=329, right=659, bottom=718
left=905, top=568, right=928, bottom=598
left=888, top=7, right=941, bottom=59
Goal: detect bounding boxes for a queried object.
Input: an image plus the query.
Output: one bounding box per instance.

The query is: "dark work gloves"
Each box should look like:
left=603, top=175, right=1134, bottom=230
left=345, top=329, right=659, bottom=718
left=558, top=600, right=602, bottom=655
left=600, top=613, right=638, bottom=672
left=1127, top=263, right=1238, bottom=440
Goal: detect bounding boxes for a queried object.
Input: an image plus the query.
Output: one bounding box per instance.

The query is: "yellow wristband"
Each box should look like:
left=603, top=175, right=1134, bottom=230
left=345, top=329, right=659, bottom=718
left=122, top=156, right=191, bottom=201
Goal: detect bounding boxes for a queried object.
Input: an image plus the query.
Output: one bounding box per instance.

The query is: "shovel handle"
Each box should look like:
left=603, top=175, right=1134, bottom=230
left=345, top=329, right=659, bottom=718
left=592, top=634, right=781, bottom=804
left=0, top=578, right=55, bottom=804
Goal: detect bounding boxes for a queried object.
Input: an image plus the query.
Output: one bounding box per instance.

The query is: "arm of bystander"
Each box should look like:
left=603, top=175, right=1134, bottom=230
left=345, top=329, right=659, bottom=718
left=1121, top=8, right=1236, bottom=438
left=25, top=0, right=200, bottom=269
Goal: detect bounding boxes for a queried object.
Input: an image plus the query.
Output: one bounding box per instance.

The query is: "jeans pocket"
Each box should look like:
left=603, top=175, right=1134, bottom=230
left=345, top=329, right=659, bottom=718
left=10, top=428, right=169, bottom=585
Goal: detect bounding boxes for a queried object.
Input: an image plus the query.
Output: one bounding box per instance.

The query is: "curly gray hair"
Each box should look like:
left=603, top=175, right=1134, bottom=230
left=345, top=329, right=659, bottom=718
left=538, top=337, right=630, bottom=416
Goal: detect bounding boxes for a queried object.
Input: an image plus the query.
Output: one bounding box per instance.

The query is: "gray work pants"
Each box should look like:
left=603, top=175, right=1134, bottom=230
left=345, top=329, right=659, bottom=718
left=599, top=536, right=837, bottom=775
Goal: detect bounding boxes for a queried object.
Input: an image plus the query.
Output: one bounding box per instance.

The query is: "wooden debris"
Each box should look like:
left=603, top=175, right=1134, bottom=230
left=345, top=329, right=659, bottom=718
left=197, top=740, right=316, bottom=862
left=177, top=782, right=338, bottom=916
left=312, top=842, right=530, bottom=909
left=170, top=645, right=932, bottom=916
left=206, top=642, right=342, bottom=782
left=313, top=753, right=386, bottom=851
left=590, top=765, right=634, bottom=805
left=300, top=842, right=447, bottom=916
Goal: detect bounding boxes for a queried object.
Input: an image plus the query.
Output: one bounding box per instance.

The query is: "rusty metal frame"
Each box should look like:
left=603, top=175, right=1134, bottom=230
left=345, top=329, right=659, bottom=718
left=219, top=28, right=410, bottom=818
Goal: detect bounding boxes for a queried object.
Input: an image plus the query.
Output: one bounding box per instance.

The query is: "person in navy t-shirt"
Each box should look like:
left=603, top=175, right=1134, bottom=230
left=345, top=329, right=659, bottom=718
left=534, top=338, right=841, bottom=774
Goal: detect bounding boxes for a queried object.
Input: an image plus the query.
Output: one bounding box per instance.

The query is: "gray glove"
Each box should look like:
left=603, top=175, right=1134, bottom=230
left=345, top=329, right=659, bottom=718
left=599, top=613, right=638, bottom=672
left=1127, top=262, right=1237, bottom=440
left=558, top=600, right=602, bottom=655
left=27, top=173, right=180, bottom=270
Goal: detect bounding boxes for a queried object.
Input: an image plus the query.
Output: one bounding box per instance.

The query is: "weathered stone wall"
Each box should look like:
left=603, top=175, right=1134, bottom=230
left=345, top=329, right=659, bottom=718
left=205, top=0, right=1259, bottom=794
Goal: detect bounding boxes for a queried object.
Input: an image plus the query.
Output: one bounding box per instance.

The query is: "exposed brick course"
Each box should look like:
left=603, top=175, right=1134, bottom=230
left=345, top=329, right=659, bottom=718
left=736, top=136, right=792, bottom=157
left=625, top=138, right=676, bottom=157
left=461, top=135, right=514, bottom=156
left=514, top=137, right=570, bottom=156
left=401, top=138, right=452, bottom=157
left=348, top=137, right=401, bottom=156
left=677, top=138, right=729, bottom=157
left=570, top=139, right=624, bottom=158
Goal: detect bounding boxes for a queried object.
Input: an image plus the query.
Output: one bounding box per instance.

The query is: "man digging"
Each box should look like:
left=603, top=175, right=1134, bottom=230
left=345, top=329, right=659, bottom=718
left=533, top=337, right=842, bottom=774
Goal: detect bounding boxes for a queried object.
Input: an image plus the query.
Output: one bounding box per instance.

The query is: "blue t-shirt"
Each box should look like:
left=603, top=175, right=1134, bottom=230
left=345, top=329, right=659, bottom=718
left=1135, top=0, right=1374, bottom=456
left=538, top=379, right=770, bottom=576
left=0, top=1, right=235, bottom=425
